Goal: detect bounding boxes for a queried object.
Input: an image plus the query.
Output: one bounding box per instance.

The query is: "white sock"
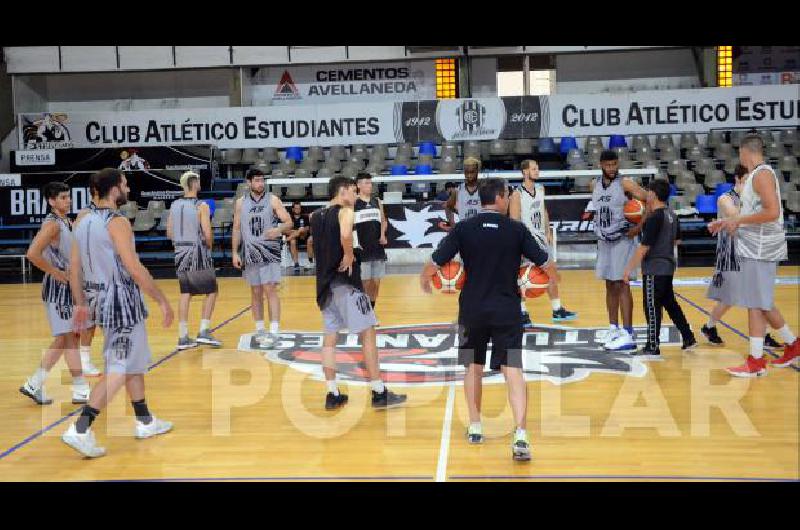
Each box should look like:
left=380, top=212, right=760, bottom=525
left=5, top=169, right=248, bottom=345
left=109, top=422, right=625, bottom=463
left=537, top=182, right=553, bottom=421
left=515, top=428, right=527, bottom=440
left=750, top=337, right=765, bottom=360
left=269, top=321, right=279, bottom=334
left=255, top=320, right=265, bottom=332
left=371, top=380, right=385, bottom=393
left=706, top=317, right=717, bottom=328
left=29, top=368, right=48, bottom=389
left=520, top=300, right=527, bottom=313
left=178, top=321, right=188, bottom=338
left=72, top=376, right=87, bottom=388
left=609, top=323, right=618, bottom=331
left=469, top=421, right=482, bottom=432
left=777, top=325, right=797, bottom=345
left=79, top=345, right=91, bottom=358
left=200, top=319, right=211, bottom=333
left=326, top=380, right=339, bottom=396
left=551, top=298, right=562, bottom=311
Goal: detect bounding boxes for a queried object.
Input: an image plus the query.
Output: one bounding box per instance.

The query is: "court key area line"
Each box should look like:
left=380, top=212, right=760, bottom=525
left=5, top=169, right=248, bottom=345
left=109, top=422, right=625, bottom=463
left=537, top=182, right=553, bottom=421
left=436, top=384, right=456, bottom=482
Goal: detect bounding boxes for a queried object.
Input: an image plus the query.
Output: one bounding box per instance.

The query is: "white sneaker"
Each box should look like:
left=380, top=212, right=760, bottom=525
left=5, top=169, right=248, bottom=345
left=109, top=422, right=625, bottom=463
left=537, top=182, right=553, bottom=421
left=605, top=329, right=637, bottom=352
left=256, top=332, right=277, bottom=349
left=135, top=416, right=173, bottom=439
left=601, top=326, right=621, bottom=347
left=72, top=384, right=91, bottom=404
left=62, top=424, right=106, bottom=458
left=81, top=354, right=101, bottom=377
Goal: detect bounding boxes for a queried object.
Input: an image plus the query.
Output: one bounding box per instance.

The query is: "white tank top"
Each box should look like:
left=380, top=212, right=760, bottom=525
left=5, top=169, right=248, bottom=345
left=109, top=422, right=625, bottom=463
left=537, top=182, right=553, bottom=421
left=737, top=163, right=787, bottom=262
left=518, top=183, right=547, bottom=245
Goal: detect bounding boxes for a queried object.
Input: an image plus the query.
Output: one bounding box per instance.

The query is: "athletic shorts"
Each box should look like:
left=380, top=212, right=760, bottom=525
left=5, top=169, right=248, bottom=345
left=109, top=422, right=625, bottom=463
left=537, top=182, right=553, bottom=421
left=322, top=284, right=377, bottom=335
left=45, top=301, right=73, bottom=337
left=596, top=237, right=638, bottom=281
left=244, top=262, right=282, bottom=286
left=102, top=321, right=152, bottom=375
left=705, top=270, right=740, bottom=307
left=457, top=323, right=523, bottom=370
left=178, top=268, right=218, bottom=295
left=730, top=257, right=777, bottom=310
left=521, top=243, right=553, bottom=267
left=360, top=260, right=387, bottom=281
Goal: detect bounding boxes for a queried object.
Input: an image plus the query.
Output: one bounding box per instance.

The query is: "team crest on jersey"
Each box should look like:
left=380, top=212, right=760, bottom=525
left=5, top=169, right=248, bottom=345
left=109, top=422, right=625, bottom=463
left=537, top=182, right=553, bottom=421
left=238, top=323, right=681, bottom=386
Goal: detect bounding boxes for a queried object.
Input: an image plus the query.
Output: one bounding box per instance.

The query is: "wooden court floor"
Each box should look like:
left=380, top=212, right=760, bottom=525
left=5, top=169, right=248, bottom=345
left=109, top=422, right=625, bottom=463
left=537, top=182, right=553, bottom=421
left=0, top=266, right=797, bottom=482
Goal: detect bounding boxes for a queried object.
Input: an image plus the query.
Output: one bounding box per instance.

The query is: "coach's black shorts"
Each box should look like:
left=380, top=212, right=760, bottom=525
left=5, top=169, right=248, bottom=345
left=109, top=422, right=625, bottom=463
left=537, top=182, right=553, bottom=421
left=457, top=323, right=523, bottom=370
left=177, top=269, right=218, bottom=295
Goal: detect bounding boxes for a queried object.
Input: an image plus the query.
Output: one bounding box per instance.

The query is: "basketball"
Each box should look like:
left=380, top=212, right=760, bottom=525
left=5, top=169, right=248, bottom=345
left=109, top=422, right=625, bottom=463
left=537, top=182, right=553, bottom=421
left=431, top=261, right=466, bottom=293
left=518, top=264, right=549, bottom=298
left=624, top=199, right=645, bottom=224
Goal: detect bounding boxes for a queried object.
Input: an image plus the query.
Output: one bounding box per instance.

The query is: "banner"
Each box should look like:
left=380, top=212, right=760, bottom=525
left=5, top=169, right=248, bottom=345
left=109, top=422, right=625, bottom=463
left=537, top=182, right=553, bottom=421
left=18, top=85, right=798, bottom=150
left=251, top=61, right=436, bottom=106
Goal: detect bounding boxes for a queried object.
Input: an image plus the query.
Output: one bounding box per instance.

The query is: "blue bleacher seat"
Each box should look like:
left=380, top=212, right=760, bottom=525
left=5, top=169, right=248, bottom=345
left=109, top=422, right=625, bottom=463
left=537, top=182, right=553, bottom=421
left=695, top=194, right=718, bottom=214
left=559, top=136, right=578, bottom=155
left=609, top=135, right=628, bottom=149
left=391, top=164, right=408, bottom=175
left=415, top=164, right=433, bottom=175
left=538, top=138, right=557, bottom=154
left=286, top=146, right=304, bottom=162
left=670, top=184, right=677, bottom=198
left=418, top=142, right=437, bottom=157
left=204, top=199, right=216, bottom=218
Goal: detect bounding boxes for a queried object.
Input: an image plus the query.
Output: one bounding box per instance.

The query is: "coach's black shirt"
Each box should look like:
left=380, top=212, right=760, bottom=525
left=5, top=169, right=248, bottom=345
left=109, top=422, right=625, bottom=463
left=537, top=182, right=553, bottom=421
left=311, top=205, right=363, bottom=310
left=431, top=211, right=549, bottom=326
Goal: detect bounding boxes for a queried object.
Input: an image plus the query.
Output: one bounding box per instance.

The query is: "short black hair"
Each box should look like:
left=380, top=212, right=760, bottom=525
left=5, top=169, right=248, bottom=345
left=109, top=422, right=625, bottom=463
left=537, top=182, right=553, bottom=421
left=648, top=178, right=670, bottom=202
left=43, top=181, right=69, bottom=200
left=328, top=176, right=356, bottom=200
left=444, top=182, right=456, bottom=190
left=93, top=168, right=124, bottom=199
left=246, top=168, right=265, bottom=181
left=734, top=164, right=748, bottom=178
left=355, top=172, right=372, bottom=182
left=600, top=150, right=619, bottom=162
left=478, top=177, right=508, bottom=206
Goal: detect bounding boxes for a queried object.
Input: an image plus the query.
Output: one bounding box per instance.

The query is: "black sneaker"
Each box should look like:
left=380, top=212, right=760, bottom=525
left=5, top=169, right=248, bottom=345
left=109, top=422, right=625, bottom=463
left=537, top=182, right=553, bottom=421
left=371, top=389, right=407, bottom=409
left=765, top=333, right=783, bottom=348
left=682, top=335, right=698, bottom=351
left=325, top=392, right=349, bottom=410
left=701, top=324, right=724, bottom=345
left=294, top=264, right=301, bottom=274
left=521, top=312, right=533, bottom=329
left=632, top=344, right=662, bottom=361
left=552, top=307, right=578, bottom=322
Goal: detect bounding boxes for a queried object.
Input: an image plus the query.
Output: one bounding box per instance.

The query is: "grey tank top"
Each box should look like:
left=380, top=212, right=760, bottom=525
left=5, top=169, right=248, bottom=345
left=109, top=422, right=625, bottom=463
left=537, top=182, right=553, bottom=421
left=240, top=192, right=281, bottom=266
left=74, top=208, right=148, bottom=329
left=737, top=164, right=788, bottom=262
left=40, top=213, right=73, bottom=307
left=457, top=183, right=481, bottom=223
left=591, top=175, right=630, bottom=242
left=169, top=198, right=213, bottom=272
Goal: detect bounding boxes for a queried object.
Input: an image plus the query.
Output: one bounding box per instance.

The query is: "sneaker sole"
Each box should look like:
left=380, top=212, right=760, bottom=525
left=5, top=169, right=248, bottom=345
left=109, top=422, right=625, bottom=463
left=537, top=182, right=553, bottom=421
left=372, top=401, right=408, bottom=410
left=19, top=386, right=52, bottom=405
left=605, top=344, right=637, bottom=352
left=726, top=369, right=767, bottom=378
left=467, top=437, right=484, bottom=444
left=61, top=437, right=105, bottom=458
left=135, top=427, right=173, bottom=440
left=771, top=359, right=799, bottom=368
left=72, top=398, right=89, bottom=405
left=682, top=343, right=698, bottom=352
left=513, top=451, right=531, bottom=461
left=552, top=316, right=577, bottom=322
left=176, top=344, right=197, bottom=351
left=196, top=339, right=222, bottom=348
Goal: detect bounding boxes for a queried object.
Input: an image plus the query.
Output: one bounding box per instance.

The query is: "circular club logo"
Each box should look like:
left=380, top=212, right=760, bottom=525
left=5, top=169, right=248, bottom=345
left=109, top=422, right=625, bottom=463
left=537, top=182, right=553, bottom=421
left=239, top=323, right=682, bottom=386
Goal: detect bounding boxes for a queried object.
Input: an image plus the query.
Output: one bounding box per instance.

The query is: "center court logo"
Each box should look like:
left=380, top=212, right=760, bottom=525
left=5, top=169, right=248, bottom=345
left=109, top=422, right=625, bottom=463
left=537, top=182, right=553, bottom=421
left=238, top=323, right=682, bottom=386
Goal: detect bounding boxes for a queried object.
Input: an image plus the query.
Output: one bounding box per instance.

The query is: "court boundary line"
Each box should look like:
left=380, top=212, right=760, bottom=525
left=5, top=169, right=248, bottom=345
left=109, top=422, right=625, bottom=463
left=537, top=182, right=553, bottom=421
left=447, top=474, right=798, bottom=482
left=84, top=475, right=434, bottom=482
left=674, top=291, right=800, bottom=372
left=0, top=305, right=251, bottom=462
left=435, top=384, right=456, bottom=482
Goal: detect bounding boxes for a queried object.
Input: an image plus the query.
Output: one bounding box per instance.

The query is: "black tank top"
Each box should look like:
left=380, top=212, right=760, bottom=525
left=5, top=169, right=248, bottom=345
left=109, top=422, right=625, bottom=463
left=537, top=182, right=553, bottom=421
left=354, top=197, right=387, bottom=262
left=311, top=205, right=363, bottom=310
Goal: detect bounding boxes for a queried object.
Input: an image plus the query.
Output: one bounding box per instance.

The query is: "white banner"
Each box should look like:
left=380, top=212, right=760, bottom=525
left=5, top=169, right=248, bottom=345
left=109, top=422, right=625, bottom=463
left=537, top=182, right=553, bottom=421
left=250, top=61, right=436, bottom=106
left=545, top=84, right=799, bottom=137
left=15, top=149, right=55, bottom=165
left=0, top=174, right=22, bottom=187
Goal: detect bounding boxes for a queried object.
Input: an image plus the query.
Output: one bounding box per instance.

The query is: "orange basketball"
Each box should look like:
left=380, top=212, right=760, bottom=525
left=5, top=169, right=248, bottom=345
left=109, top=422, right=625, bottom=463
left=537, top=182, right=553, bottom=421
left=624, top=199, right=645, bottom=224
left=518, top=264, right=549, bottom=298
left=431, top=261, right=466, bottom=293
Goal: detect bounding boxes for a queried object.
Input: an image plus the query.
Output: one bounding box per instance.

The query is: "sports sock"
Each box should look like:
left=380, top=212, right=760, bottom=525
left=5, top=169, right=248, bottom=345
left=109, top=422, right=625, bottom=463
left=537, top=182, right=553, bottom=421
left=551, top=298, right=562, bottom=311
left=371, top=380, right=386, bottom=393
left=178, top=321, right=188, bottom=338
left=75, top=406, right=100, bottom=434
left=200, top=319, right=211, bottom=333
left=624, top=326, right=634, bottom=337
left=514, top=428, right=528, bottom=442
left=72, top=376, right=87, bottom=388
left=777, top=325, right=797, bottom=345
left=131, top=399, right=152, bottom=425
left=255, top=320, right=265, bottom=332
left=706, top=317, right=717, bottom=328
left=79, top=345, right=91, bottom=358
left=468, top=422, right=482, bottom=434
left=520, top=301, right=527, bottom=313
left=326, top=380, right=339, bottom=396
left=269, top=321, right=279, bottom=334
left=29, top=367, right=48, bottom=389
left=750, top=337, right=765, bottom=360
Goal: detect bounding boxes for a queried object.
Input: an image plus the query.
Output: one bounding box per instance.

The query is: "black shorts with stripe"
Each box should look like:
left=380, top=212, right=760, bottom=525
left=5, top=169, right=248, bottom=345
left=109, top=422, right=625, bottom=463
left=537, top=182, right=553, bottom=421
left=177, top=268, right=218, bottom=295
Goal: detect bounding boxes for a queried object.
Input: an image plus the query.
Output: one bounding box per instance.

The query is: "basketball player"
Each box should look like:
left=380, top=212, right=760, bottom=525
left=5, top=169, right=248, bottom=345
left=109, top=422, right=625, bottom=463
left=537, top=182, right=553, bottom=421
left=63, top=169, right=174, bottom=458
left=74, top=177, right=101, bottom=377
left=709, top=135, right=799, bottom=376
left=443, top=157, right=482, bottom=230
left=590, top=150, right=649, bottom=351
left=19, top=182, right=90, bottom=406
left=232, top=168, right=293, bottom=348
left=354, top=173, right=388, bottom=315
left=421, top=177, right=553, bottom=461
left=510, top=159, right=577, bottom=325
left=167, top=171, right=222, bottom=350
left=287, top=201, right=311, bottom=273
left=622, top=179, right=697, bottom=359
left=702, top=164, right=781, bottom=348
left=310, top=176, right=407, bottom=410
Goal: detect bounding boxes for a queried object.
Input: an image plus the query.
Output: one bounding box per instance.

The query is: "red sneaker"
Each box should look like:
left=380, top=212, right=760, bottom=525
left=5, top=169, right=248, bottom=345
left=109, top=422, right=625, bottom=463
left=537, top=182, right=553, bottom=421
left=726, top=355, right=768, bottom=377
left=771, top=339, right=800, bottom=368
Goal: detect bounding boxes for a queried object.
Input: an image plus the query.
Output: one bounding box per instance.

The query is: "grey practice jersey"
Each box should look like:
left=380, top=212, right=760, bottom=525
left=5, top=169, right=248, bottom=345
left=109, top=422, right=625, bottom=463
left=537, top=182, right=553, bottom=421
left=74, top=208, right=148, bottom=329
left=240, top=192, right=281, bottom=266
left=737, top=163, right=788, bottom=262
left=40, top=213, right=73, bottom=307
left=518, top=183, right=547, bottom=246
left=168, top=198, right=213, bottom=272
left=456, top=183, right=481, bottom=223
left=591, top=175, right=630, bottom=242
